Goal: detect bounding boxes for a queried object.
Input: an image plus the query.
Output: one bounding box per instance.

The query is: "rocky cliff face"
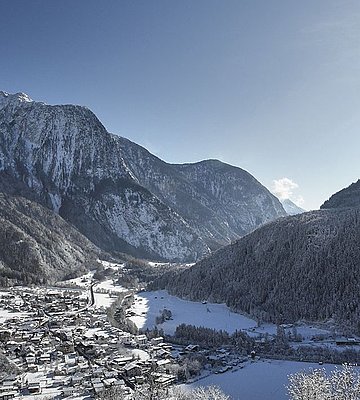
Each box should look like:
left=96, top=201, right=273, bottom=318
left=0, top=91, right=286, bottom=261
left=115, top=138, right=286, bottom=249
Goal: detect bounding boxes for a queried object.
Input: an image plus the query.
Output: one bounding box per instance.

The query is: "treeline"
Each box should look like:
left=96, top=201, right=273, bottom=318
left=171, top=324, right=360, bottom=365
left=157, top=208, right=360, bottom=334
left=171, top=323, right=254, bottom=353
left=106, top=292, right=138, bottom=334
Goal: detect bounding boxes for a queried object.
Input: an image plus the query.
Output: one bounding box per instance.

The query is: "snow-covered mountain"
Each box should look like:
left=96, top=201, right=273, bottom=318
left=116, top=138, right=286, bottom=249
left=0, top=91, right=286, bottom=261
left=281, top=199, right=305, bottom=215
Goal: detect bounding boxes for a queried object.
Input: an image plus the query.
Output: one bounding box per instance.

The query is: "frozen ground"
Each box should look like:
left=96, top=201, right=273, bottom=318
left=132, top=348, right=150, bottom=361
left=93, top=292, right=117, bottom=309
left=186, top=360, right=350, bottom=400
left=129, top=290, right=257, bottom=334
left=60, top=271, right=95, bottom=288
left=96, top=279, right=127, bottom=294
left=99, top=260, right=124, bottom=271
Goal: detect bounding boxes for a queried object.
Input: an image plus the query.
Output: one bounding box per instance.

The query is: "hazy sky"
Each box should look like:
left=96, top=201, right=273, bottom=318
left=1, top=0, right=360, bottom=210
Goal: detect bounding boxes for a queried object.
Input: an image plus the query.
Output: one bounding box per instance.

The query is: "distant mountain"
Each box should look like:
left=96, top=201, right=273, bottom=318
left=118, top=135, right=286, bottom=249
left=157, top=208, right=360, bottom=333
left=0, top=193, right=100, bottom=286
left=0, top=91, right=286, bottom=262
left=281, top=199, right=305, bottom=215
left=321, top=180, right=360, bottom=209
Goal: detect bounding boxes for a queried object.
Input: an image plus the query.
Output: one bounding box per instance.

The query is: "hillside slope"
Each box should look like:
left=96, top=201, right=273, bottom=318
left=159, top=208, right=360, bottom=332
left=0, top=193, right=101, bottom=286
left=321, top=180, right=360, bottom=209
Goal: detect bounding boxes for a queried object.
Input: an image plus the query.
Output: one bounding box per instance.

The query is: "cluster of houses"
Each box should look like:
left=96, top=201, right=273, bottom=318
left=0, top=286, right=177, bottom=399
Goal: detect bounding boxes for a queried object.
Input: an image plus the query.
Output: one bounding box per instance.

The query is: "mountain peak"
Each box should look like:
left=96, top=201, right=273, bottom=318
left=0, top=91, right=33, bottom=109
left=281, top=198, right=305, bottom=215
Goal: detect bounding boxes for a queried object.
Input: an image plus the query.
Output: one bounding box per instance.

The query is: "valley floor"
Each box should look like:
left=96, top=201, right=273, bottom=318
left=186, top=359, right=354, bottom=400
left=1, top=263, right=360, bottom=400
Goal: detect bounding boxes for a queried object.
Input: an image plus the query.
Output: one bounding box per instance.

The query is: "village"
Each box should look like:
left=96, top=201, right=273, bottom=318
left=1, top=262, right=360, bottom=400
left=0, top=264, right=255, bottom=400
left=0, top=272, right=181, bottom=400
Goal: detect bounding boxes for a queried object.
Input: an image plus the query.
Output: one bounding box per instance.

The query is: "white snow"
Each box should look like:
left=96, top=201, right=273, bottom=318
left=93, top=292, right=117, bottom=309
left=132, top=348, right=150, bottom=361
left=186, top=360, right=355, bottom=400
left=0, top=308, right=28, bottom=323
left=129, top=290, right=257, bottom=334
left=96, top=279, right=127, bottom=294
left=99, top=260, right=124, bottom=271
left=61, top=271, right=95, bottom=288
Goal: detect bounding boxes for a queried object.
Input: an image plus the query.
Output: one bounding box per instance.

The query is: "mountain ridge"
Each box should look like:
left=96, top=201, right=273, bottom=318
left=0, top=91, right=286, bottom=261
left=321, top=180, right=360, bottom=210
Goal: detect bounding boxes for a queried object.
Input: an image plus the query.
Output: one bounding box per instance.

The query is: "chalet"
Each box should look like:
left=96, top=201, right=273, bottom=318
left=119, top=332, right=131, bottom=344
left=151, top=337, right=163, bottom=346
left=123, top=362, right=142, bottom=378
left=185, top=344, right=199, bottom=352
left=0, top=392, right=16, bottom=400
left=71, top=373, right=85, bottom=385
left=156, top=359, right=172, bottom=372
left=0, top=381, right=17, bottom=393
left=153, top=374, right=176, bottom=388
left=65, top=353, right=77, bottom=367
left=91, top=378, right=105, bottom=395
left=61, top=387, right=76, bottom=397
left=135, top=335, right=147, bottom=346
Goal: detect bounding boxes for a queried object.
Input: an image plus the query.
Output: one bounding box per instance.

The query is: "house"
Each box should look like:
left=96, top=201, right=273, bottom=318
left=123, top=362, right=142, bottom=378
left=61, top=387, right=76, bottom=397
left=119, top=332, right=131, bottom=344
left=153, top=374, right=176, bottom=388
left=135, top=335, right=147, bottom=346
left=0, top=392, right=16, bottom=400
left=185, top=344, right=199, bottom=352
left=151, top=337, right=163, bottom=346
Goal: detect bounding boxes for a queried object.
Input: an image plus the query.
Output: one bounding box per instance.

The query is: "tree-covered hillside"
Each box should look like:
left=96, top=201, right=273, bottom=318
left=156, top=208, right=360, bottom=332
left=0, top=193, right=101, bottom=285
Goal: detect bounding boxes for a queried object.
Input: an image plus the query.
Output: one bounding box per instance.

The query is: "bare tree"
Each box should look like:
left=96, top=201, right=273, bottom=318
left=287, top=365, right=360, bottom=400
left=100, top=384, right=229, bottom=400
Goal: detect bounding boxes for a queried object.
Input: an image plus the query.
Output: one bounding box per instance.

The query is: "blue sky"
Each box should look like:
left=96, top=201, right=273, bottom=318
left=1, top=0, right=360, bottom=210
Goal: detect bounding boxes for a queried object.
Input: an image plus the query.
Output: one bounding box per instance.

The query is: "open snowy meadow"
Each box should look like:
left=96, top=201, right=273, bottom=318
left=186, top=360, right=345, bottom=400
left=129, top=289, right=257, bottom=334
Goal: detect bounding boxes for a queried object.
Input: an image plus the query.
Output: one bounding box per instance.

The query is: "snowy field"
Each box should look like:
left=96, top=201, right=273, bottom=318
left=96, top=279, right=127, bottom=294
left=129, top=290, right=257, bottom=334
left=93, top=292, right=117, bottom=309
left=60, top=271, right=95, bottom=288
left=187, top=360, right=346, bottom=400
left=99, top=260, right=124, bottom=271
